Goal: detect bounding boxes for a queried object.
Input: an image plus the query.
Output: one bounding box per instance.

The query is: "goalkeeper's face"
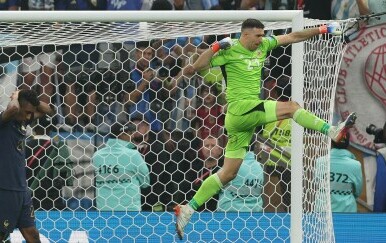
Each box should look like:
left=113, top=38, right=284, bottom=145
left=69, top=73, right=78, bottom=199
left=242, top=27, right=265, bottom=51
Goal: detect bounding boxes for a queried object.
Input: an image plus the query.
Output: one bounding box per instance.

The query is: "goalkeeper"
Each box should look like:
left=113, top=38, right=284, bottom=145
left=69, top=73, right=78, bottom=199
left=174, top=18, right=357, bottom=240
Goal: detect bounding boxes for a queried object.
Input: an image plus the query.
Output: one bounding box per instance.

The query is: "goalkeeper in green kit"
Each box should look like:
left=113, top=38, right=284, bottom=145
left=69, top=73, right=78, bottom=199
left=174, top=18, right=356, bottom=240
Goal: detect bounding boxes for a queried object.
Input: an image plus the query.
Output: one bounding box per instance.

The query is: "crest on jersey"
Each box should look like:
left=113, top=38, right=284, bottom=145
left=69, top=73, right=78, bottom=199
left=256, top=50, right=262, bottom=57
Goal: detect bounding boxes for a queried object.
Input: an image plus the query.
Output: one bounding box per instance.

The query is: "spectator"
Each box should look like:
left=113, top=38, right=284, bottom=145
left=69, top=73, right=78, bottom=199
left=187, top=135, right=224, bottom=211
left=316, top=132, right=363, bottom=212
left=28, top=119, right=73, bottom=211
left=24, top=0, right=54, bottom=9
left=60, top=132, right=97, bottom=211
left=19, top=48, right=60, bottom=106
left=356, top=0, right=386, bottom=25
left=217, top=151, right=264, bottom=212
left=106, top=0, right=142, bottom=10
left=151, top=36, right=206, bottom=131
left=93, top=117, right=150, bottom=211
left=0, top=62, right=19, bottom=112
left=331, top=0, right=359, bottom=20
left=19, top=1, right=60, bottom=106
left=55, top=0, right=106, bottom=10
left=0, top=0, right=19, bottom=10
left=57, top=70, right=101, bottom=132
left=260, top=76, right=292, bottom=212
left=192, top=85, right=225, bottom=139
left=219, top=0, right=290, bottom=10
left=25, top=118, right=60, bottom=210
left=54, top=0, right=105, bottom=131
left=124, top=41, right=164, bottom=132
left=27, top=134, right=71, bottom=211
left=144, top=0, right=207, bottom=10
left=96, top=0, right=139, bottom=90
left=147, top=0, right=222, bottom=12
left=83, top=69, right=129, bottom=135
left=142, top=129, right=199, bottom=211
left=150, top=0, right=173, bottom=10
left=186, top=0, right=220, bottom=10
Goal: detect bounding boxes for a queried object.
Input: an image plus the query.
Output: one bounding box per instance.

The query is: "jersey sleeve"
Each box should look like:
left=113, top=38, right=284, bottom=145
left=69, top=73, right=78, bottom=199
left=210, top=50, right=228, bottom=67
left=261, top=36, right=278, bottom=52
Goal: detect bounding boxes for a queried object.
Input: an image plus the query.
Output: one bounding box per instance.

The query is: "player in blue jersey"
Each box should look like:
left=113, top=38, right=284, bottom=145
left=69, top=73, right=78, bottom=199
left=0, top=89, right=54, bottom=243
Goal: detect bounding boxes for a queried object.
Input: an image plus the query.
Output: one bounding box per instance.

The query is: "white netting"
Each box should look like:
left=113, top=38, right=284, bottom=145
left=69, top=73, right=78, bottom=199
left=0, top=18, right=329, bottom=46
left=0, top=11, right=351, bottom=242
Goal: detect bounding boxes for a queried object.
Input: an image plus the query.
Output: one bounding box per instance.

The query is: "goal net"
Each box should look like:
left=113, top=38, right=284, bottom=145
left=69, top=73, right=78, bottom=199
left=0, top=11, right=349, bottom=242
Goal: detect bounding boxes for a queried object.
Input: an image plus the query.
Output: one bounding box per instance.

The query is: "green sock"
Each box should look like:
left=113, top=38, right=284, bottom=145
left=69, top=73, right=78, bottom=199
left=293, top=108, right=330, bottom=135
left=188, top=173, right=223, bottom=210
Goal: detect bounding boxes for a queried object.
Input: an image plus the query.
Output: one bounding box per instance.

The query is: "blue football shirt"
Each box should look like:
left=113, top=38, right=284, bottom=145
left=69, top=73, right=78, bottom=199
left=0, top=111, right=28, bottom=191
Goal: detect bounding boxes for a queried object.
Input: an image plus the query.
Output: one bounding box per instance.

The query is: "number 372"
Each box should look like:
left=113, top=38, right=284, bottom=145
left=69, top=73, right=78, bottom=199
left=330, top=172, right=349, bottom=183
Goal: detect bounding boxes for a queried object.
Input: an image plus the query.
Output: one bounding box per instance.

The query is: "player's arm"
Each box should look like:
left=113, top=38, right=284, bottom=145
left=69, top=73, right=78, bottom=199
left=276, top=23, right=342, bottom=46
left=276, top=28, right=320, bottom=46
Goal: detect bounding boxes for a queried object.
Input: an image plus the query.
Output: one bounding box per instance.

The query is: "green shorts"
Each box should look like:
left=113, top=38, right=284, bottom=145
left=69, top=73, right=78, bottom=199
left=225, top=100, right=277, bottom=159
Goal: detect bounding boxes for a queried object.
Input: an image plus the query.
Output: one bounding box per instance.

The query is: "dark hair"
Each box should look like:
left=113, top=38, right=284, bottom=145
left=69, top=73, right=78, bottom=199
left=332, top=132, right=350, bottom=149
left=130, top=113, right=145, bottom=124
left=151, top=0, right=173, bottom=10
left=136, top=41, right=151, bottom=50
left=241, top=19, right=265, bottom=31
left=111, top=122, right=136, bottom=138
left=200, top=84, right=219, bottom=97
left=18, top=89, right=40, bottom=107
left=111, top=114, right=148, bottom=138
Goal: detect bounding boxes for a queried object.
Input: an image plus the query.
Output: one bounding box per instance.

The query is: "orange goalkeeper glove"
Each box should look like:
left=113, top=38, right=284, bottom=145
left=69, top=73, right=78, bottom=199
left=211, top=37, right=233, bottom=53
left=319, top=22, right=342, bottom=35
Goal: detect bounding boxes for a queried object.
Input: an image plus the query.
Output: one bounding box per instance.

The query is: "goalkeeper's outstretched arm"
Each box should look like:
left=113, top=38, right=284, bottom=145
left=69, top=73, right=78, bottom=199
left=276, top=27, right=320, bottom=46
left=276, top=23, right=342, bottom=46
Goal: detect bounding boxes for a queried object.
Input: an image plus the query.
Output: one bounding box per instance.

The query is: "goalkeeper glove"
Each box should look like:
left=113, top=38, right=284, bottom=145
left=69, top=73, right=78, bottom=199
left=211, top=37, right=233, bottom=53
left=319, top=22, right=342, bottom=35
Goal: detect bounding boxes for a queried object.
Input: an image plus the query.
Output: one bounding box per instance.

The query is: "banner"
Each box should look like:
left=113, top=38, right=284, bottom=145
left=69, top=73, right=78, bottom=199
left=336, top=23, right=386, bottom=151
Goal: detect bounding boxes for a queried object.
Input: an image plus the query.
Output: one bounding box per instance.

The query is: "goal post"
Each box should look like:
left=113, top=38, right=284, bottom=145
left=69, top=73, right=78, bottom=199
left=0, top=10, right=349, bottom=242
left=1, top=10, right=304, bottom=22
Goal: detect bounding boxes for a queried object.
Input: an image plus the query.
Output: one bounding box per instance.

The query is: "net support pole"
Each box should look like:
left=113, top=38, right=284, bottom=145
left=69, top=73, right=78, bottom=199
left=290, top=11, right=304, bottom=243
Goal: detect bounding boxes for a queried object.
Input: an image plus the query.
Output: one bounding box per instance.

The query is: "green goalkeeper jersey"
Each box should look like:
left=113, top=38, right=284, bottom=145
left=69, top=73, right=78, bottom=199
left=210, top=37, right=278, bottom=109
